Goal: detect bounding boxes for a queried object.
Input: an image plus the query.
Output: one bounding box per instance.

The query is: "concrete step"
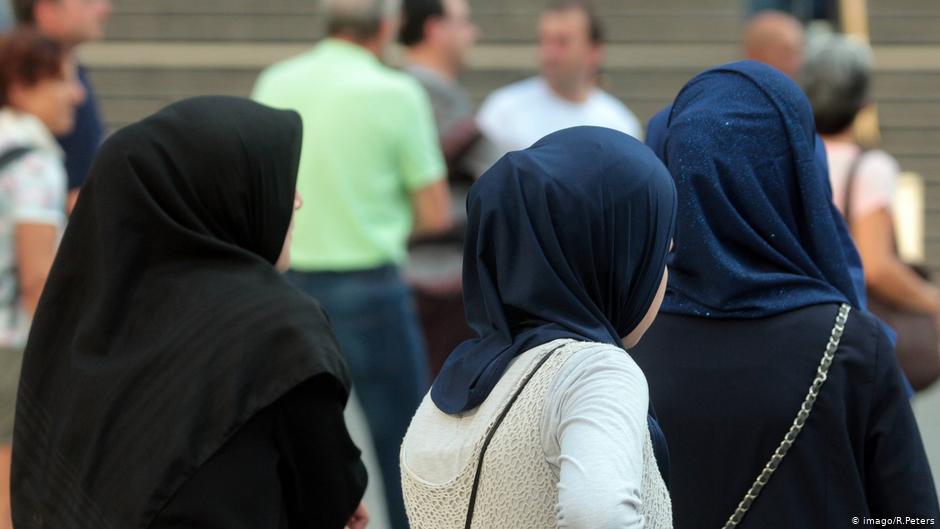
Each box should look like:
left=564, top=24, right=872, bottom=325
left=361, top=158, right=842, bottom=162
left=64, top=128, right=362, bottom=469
left=899, top=156, right=940, bottom=181
left=877, top=101, right=940, bottom=128
left=111, top=0, right=742, bottom=14
left=869, top=0, right=940, bottom=15
left=103, top=12, right=743, bottom=43
left=881, top=128, right=940, bottom=158
left=870, top=16, right=940, bottom=44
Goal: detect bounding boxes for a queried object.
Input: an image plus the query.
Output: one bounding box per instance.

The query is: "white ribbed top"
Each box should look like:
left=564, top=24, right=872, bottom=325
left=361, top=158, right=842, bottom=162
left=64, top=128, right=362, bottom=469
left=401, top=339, right=673, bottom=529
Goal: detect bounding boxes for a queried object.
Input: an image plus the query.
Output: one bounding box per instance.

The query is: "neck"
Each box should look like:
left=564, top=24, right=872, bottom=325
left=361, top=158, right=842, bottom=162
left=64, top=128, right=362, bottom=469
left=331, top=34, right=383, bottom=58
left=822, top=129, right=856, bottom=144
left=546, top=77, right=593, bottom=104
left=34, top=23, right=83, bottom=51
left=58, top=38, right=81, bottom=52
left=406, top=45, right=457, bottom=81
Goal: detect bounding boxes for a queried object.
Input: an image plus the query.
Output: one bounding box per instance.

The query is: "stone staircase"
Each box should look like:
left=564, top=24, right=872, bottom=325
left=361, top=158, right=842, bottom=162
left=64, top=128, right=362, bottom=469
left=85, top=0, right=741, bottom=128
left=82, top=0, right=940, bottom=496
left=84, top=0, right=940, bottom=270
left=867, top=0, right=940, bottom=270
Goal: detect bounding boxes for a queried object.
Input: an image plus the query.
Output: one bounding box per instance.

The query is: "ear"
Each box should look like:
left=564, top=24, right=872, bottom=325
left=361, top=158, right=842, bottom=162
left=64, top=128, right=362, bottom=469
left=378, top=15, right=401, bottom=46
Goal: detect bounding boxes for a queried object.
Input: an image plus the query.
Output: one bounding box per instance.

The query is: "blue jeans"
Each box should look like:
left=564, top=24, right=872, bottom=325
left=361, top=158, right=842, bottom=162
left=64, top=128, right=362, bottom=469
left=288, top=266, right=428, bottom=529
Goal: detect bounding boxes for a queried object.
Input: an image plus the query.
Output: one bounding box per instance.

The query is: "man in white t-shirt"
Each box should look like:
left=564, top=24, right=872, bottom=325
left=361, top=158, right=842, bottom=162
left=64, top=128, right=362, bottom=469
left=470, top=0, right=642, bottom=173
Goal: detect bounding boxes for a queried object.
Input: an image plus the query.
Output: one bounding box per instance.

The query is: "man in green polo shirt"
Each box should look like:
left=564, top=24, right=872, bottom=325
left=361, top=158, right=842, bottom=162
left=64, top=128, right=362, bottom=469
left=253, top=1, right=450, bottom=527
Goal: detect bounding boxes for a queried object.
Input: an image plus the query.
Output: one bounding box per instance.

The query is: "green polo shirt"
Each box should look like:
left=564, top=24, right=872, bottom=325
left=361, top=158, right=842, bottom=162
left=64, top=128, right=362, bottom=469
left=252, top=39, right=444, bottom=271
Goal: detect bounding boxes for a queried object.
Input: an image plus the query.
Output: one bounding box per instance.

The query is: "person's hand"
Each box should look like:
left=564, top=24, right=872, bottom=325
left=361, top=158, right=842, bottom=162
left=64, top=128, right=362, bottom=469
left=345, top=502, right=369, bottom=529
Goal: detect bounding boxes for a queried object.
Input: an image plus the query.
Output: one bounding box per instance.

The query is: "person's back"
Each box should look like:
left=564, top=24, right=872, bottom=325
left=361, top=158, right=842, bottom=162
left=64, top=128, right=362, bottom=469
left=632, top=304, right=935, bottom=527
left=11, top=97, right=369, bottom=529
left=401, top=127, right=677, bottom=529
left=636, top=61, right=938, bottom=528
left=254, top=41, right=441, bottom=270
left=403, top=340, right=672, bottom=529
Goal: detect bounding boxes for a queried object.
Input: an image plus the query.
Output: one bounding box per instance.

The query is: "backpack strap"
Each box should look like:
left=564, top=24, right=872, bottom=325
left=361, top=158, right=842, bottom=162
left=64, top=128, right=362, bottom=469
left=841, top=146, right=870, bottom=228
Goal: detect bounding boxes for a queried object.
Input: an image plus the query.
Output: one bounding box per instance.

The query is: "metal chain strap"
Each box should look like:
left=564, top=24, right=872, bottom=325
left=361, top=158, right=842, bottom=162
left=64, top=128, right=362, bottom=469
left=722, top=303, right=851, bottom=529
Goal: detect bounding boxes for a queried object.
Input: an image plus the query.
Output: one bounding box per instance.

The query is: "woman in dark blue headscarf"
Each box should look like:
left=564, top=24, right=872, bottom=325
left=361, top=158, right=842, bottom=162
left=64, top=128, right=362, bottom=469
left=631, top=61, right=938, bottom=529
left=648, top=105, right=870, bottom=310
left=399, top=127, right=676, bottom=529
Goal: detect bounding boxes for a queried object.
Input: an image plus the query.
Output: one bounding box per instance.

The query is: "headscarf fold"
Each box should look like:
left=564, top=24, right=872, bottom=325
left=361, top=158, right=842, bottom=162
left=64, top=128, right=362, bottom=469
left=656, top=61, right=861, bottom=317
left=432, top=126, right=676, bottom=415
left=12, top=97, right=350, bottom=529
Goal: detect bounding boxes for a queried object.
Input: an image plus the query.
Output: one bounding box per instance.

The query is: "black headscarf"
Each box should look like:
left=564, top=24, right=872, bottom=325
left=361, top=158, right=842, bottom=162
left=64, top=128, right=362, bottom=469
left=12, top=96, right=350, bottom=529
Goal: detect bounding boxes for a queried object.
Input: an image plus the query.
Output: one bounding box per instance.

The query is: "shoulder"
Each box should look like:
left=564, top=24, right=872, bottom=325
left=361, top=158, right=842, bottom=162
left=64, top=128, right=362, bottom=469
left=591, top=89, right=629, bottom=111
left=859, top=149, right=901, bottom=179
left=480, top=77, right=540, bottom=111
left=553, top=342, right=648, bottom=394
left=256, top=51, right=317, bottom=85
left=1, top=148, right=65, bottom=186
left=843, top=305, right=892, bottom=360
left=380, top=68, right=432, bottom=103
left=595, top=91, right=640, bottom=121
left=806, top=304, right=885, bottom=385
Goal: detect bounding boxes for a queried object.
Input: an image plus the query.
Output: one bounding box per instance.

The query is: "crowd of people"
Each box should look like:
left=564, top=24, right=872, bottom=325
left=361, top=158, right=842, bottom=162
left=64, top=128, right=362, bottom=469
left=0, top=0, right=938, bottom=528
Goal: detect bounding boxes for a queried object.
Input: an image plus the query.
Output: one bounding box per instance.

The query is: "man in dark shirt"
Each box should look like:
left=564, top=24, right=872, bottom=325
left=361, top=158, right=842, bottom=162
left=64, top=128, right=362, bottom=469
left=12, top=0, right=111, bottom=212
left=399, top=0, right=479, bottom=375
left=400, top=0, right=478, bottom=180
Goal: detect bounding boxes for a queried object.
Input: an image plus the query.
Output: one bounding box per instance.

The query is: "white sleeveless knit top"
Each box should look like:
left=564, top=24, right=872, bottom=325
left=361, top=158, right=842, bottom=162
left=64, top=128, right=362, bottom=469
left=401, top=340, right=673, bottom=529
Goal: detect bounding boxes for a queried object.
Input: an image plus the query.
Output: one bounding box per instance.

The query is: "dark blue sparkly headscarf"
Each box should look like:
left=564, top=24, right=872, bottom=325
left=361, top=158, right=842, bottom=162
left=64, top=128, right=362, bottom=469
left=646, top=102, right=868, bottom=309
left=657, top=60, right=862, bottom=317
left=432, top=126, right=677, bottom=414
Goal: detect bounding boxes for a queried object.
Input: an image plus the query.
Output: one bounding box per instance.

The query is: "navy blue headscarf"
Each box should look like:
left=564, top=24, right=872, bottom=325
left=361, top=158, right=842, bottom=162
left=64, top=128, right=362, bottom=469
left=647, top=102, right=867, bottom=310
left=657, top=61, right=861, bottom=317
left=432, top=127, right=677, bottom=414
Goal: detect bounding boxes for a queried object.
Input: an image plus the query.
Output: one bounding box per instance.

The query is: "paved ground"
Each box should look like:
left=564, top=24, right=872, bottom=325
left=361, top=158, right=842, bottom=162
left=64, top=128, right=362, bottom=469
left=913, top=383, right=940, bottom=498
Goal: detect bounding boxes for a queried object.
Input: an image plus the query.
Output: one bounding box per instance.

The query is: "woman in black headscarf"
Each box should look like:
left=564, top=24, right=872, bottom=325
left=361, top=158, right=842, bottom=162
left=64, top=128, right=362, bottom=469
left=10, top=96, right=368, bottom=529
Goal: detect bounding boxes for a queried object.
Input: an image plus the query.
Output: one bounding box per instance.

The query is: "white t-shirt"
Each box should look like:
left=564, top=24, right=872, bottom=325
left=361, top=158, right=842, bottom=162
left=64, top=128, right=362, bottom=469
left=825, top=140, right=898, bottom=223
left=471, top=77, right=643, bottom=173
left=0, top=108, right=67, bottom=349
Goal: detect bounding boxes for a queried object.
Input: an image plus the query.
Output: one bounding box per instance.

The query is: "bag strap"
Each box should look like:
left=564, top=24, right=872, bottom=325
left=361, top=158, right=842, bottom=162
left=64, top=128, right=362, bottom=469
left=841, top=146, right=905, bottom=258
left=0, top=146, right=35, bottom=175
left=464, top=343, right=567, bottom=529
left=722, top=303, right=852, bottom=529
left=841, top=146, right=869, bottom=229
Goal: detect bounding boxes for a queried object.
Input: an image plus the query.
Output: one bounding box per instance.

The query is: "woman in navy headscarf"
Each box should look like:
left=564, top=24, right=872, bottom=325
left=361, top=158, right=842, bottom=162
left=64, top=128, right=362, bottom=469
left=631, top=61, right=938, bottom=529
left=400, top=127, right=676, bottom=528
